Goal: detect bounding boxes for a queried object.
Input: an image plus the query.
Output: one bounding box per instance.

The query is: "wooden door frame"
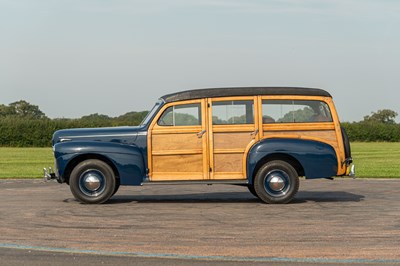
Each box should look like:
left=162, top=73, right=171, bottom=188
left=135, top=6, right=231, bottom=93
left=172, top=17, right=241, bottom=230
left=147, top=99, right=209, bottom=181
left=207, top=96, right=260, bottom=180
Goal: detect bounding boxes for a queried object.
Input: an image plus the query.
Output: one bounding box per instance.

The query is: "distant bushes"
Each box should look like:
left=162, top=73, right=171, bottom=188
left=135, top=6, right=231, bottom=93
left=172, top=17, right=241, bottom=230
left=2, top=118, right=398, bottom=147
left=0, top=117, right=56, bottom=147
left=1, top=100, right=399, bottom=146
left=0, top=100, right=149, bottom=147
left=342, top=122, right=400, bottom=142
left=342, top=109, right=400, bottom=142
left=0, top=112, right=148, bottom=147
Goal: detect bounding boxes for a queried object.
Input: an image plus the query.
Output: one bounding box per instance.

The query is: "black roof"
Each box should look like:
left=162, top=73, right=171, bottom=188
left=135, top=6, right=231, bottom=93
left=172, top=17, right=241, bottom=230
left=161, top=87, right=331, bottom=103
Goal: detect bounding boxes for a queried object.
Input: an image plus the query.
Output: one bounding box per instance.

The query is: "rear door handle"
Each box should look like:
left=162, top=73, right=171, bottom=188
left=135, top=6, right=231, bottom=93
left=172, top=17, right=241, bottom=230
left=250, top=129, right=259, bottom=138
left=197, top=130, right=206, bottom=138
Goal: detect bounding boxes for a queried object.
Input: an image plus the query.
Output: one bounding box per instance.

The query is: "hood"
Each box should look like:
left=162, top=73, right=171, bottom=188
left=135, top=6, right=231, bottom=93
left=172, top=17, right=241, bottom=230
left=52, top=126, right=145, bottom=146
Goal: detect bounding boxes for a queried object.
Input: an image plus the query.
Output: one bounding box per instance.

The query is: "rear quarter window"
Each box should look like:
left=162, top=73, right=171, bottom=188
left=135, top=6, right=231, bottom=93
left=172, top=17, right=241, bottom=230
left=262, top=100, right=333, bottom=123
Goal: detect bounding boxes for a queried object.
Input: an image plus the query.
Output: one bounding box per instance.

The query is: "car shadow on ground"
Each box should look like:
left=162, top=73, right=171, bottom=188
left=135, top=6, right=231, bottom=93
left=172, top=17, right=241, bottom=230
left=98, top=191, right=364, bottom=205
left=293, top=191, right=365, bottom=203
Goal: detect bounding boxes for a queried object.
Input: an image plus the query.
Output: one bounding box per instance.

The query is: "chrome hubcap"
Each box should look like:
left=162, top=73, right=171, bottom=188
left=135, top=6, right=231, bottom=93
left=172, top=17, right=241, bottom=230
left=79, top=170, right=106, bottom=197
left=264, top=170, right=290, bottom=197
left=83, top=174, right=101, bottom=191
left=268, top=175, right=285, bottom=191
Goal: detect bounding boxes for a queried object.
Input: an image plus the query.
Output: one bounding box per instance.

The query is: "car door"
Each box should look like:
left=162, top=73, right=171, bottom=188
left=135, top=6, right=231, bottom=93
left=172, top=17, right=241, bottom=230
left=207, top=97, right=260, bottom=180
left=148, top=99, right=209, bottom=181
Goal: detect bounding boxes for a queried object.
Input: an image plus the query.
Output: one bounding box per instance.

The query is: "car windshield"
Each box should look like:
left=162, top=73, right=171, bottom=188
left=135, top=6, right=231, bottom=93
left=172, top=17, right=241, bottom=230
left=140, top=100, right=163, bottom=126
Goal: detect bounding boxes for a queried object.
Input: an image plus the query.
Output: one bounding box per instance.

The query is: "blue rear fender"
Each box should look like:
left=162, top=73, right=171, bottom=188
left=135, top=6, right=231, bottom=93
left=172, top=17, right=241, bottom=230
left=54, top=141, right=146, bottom=186
left=247, top=138, right=338, bottom=183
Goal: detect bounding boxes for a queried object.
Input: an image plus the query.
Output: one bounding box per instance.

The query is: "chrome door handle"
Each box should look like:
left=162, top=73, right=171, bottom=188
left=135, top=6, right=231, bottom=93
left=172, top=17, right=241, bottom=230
left=197, top=130, right=206, bottom=138
left=250, top=129, right=259, bottom=138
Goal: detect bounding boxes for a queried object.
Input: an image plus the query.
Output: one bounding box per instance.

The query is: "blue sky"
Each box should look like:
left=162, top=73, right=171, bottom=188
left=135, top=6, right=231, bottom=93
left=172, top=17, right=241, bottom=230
left=1, top=0, right=399, bottom=121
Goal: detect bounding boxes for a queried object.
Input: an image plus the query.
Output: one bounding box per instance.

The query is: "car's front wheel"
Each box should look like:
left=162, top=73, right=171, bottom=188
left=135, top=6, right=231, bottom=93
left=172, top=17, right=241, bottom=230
left=254, top=160, right=299, bottom=204
left=69, top=159, right=116, bottom=204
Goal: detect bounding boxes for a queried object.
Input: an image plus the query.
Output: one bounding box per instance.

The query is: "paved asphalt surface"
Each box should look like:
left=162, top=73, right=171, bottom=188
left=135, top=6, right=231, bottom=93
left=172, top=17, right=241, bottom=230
left=0, top=178, right=399, bottom=265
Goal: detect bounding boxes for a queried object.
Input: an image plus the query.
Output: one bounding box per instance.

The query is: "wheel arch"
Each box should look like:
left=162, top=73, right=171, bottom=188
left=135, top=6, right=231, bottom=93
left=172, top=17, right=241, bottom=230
left=55, top=141, right=146, bottom=185
left=63, top=154, right=120, bottom=185
left=250, top=153, right=304, bottom=184
left=247, top=138, right=338, bottom=183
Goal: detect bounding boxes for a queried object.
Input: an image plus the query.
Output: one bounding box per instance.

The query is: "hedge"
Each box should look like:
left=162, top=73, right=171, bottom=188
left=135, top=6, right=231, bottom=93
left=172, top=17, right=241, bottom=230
left=0, top=112, right=148, bottom=147
left=341, top=122, right=400, bottom=142
left=0, top=118, right=399, bottom=147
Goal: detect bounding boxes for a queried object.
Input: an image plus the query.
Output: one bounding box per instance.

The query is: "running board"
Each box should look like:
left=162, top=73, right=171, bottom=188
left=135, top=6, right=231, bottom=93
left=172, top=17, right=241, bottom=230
left=141, top=179, right=249, bottom=186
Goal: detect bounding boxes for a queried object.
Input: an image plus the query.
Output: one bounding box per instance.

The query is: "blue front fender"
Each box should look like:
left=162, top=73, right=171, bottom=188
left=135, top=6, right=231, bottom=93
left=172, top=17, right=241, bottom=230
left=54, top=141, right=146, bottom=185
left=247, top=138, right=338, bottom=182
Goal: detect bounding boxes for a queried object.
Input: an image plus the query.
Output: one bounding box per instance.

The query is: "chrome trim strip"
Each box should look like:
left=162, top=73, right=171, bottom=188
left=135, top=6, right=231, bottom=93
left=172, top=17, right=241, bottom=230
left=61, top=133, right=139, bottom=139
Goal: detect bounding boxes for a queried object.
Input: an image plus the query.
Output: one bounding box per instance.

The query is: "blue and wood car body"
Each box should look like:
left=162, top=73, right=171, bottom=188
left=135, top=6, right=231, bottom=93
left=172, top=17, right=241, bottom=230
left=46, top=87, right=354, bottom=204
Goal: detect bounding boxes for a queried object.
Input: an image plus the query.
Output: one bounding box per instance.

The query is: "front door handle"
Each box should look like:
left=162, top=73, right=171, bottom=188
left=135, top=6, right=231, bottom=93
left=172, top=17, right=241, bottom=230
left=197, top=130, right=206, bottom=138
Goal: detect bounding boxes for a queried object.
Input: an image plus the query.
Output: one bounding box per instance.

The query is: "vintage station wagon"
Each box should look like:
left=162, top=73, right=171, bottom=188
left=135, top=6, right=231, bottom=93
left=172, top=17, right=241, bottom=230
left=45, top=87, right=354, bottom=204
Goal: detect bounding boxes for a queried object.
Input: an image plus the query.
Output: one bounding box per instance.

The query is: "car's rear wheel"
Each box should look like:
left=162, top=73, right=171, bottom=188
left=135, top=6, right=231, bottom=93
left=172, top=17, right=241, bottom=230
left=247, top=184, right=258, bottom=198
left=69, top=159, right=116, bottom=204
left=254, top=160, right=299, bottom=204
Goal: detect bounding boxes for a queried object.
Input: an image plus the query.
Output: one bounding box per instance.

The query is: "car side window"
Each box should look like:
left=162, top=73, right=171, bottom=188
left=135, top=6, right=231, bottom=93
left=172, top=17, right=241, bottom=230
left=262, top=100, right=333, bottom=123
left=158, top=103, right=201, bottom=126
left=212, top=100, right=254, bottom=125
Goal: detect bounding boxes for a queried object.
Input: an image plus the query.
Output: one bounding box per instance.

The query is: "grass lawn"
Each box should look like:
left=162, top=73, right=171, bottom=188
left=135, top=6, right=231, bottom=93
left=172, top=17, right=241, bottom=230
left=351, top=142, right=400, bottom=178
left=0, top=148, right=54, bottom=178
left=0, top=143, right=399, bottom=178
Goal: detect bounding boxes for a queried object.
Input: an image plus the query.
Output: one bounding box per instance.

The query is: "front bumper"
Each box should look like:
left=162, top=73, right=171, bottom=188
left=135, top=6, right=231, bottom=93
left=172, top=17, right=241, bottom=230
left=43, top=167, right=63, bottom=183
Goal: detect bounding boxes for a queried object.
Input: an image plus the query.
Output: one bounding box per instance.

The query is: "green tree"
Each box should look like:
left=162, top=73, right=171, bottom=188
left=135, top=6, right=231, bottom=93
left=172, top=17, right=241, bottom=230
left=8, top=100, right=47, bottom=119
left=80, top=113, right=111, bottom=121
left=0, top=104, right=13, bottom=117
left=363, top=109, right=398, bottom=124
left=115, top=111, right=148, bottom=126
left=79, top=113, right=113, bottom=127
left=278, top=107, right=314, bottom=123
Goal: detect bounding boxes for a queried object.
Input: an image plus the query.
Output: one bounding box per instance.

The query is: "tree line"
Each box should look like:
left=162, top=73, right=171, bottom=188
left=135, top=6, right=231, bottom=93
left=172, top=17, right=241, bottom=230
left=0, top=100, right=148, bottom=147
left=341, top=109, right=399, bottom=142
left=0, top=101, right=399, bottom=146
